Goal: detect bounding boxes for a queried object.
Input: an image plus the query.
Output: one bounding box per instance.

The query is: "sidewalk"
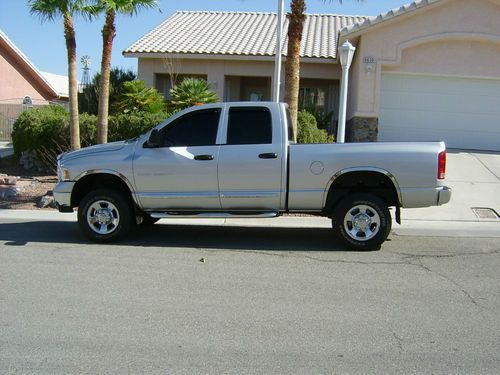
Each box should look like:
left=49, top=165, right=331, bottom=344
left=0, top=149, right=499, bottom=238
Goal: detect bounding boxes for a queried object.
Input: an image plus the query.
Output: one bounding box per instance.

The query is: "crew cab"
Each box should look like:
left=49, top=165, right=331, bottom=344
left=54, top=102, right=451, bottom=250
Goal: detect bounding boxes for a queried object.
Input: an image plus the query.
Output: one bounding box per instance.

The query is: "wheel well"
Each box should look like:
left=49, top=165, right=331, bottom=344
left=71, top=173, right=134, bottom=208
left=324, top=171, right=400, bottom=214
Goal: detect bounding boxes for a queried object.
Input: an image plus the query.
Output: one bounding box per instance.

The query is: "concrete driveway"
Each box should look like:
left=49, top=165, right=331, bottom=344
left=403, top=150, right=500, bottom=222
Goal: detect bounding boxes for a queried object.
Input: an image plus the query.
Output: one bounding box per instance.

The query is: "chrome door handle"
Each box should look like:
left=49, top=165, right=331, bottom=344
left=194, top=154, right=214, bottom=161
left=259, top=153, right=278, bottom=159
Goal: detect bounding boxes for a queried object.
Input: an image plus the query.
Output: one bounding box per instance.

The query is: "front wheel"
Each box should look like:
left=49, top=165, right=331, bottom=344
left=78, top=189, right=133, bottom=242
left=332, top=193, right=392, bottom=251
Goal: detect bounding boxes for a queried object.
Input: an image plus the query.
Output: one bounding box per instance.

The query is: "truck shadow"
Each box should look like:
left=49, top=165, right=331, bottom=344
left=0, top=221, right=370, bottom=252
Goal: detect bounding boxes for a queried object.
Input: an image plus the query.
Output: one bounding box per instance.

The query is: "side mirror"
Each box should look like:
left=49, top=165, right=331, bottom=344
left=146, top=129, right=162, bottom=148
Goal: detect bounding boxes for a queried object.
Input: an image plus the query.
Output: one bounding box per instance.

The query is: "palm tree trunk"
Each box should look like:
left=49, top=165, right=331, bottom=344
left=284, top=0, right=305, bottom=143
left=63, top=13, right=80, bottom=150
left=97, top=10, right=116, bottom=144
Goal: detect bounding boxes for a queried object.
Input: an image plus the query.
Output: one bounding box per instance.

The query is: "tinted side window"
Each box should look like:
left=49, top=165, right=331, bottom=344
left=162, top=109, right=220, bottom=147
left=227, top=107, right=272, bottom=145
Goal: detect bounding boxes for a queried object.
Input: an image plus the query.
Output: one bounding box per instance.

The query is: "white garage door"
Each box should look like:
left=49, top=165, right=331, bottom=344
left=379, top=73, right=500, bottom=151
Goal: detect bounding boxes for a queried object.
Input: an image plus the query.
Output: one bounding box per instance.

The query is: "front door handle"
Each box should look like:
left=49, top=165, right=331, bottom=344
left=194, top=154, right=214, bottom=161
left=259, top=153, right=278, bottom=159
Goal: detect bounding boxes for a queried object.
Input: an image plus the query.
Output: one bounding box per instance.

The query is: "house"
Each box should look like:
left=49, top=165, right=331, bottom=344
left=124, top=0, right=500, bottom=151
left=123, top=11, right=365, bottom=131
left=0, top=29, right=67, bottom=141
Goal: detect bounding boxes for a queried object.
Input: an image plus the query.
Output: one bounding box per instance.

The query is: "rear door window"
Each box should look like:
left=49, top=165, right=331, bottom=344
left=227, top=107, right=272, bottom=145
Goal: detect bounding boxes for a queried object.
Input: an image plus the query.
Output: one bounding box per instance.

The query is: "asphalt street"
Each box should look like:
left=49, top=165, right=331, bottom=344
left=1, top=219, right=499, bottom=374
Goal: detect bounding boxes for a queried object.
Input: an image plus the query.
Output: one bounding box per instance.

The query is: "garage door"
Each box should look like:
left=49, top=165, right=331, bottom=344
left=379, top=73, right=500, bottom=151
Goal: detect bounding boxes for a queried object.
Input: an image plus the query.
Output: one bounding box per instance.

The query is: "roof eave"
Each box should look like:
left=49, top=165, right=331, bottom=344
left=123, top=51, right=337, bottom=64
left=339, top=0, right=443, bottom=40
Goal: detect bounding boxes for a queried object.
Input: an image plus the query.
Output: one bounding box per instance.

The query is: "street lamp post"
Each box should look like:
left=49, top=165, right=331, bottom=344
left=337, top=40, right=356, bottom=143
left=272, top=0, right=285, bottom=102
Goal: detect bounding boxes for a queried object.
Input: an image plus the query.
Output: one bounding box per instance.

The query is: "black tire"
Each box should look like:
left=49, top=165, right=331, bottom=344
left=78, top=189, right=133, bottom=242
left=332, top=193, right=392, bottom=251
left=138, top=214, right=160, bottom=226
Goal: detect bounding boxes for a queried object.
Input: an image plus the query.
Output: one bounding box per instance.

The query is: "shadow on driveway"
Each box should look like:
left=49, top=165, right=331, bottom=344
left=0, top=221, right=371, bottom=252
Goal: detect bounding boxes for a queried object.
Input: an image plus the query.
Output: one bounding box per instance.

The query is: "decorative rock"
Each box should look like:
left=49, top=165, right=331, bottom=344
left=0, top=186, right=20, bottom=199
left=37, top=195, right=55, bottom=208
left=0, top=176, right=17, bottom=185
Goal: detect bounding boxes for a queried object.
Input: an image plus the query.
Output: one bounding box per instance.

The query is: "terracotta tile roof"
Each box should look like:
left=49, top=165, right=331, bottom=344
left=340, top=0, right=442, bottom=36
left=124, top=11, right=367, bottom=59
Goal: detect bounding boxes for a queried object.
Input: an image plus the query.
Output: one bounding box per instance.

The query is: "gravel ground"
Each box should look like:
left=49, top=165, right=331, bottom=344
left=0, top=156, right=56, bottom=210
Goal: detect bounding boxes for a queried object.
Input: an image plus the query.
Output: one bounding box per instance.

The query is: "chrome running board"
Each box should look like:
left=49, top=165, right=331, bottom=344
left=150, top=211, right=280, bottom=219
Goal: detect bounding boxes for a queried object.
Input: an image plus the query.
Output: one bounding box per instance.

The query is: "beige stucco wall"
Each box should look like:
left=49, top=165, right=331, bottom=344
left=345, top=0, right=500, bottom=119
left=0, top=46, right=53, bottom=105
left=137, top=57, right=342, bottom=101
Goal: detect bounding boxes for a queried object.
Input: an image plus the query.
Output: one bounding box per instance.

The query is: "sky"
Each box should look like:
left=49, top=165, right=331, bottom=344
left=1, top=0, right=412, bottom=77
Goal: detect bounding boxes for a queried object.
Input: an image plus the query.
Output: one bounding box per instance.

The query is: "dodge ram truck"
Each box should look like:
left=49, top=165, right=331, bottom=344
left=54, top=102, right=451, bottom=250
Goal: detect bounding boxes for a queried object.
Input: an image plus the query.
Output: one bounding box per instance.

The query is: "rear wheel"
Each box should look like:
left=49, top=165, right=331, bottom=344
left=332, top=193, right=391, bottom=251
left=78, top=189, right=133, bottom=242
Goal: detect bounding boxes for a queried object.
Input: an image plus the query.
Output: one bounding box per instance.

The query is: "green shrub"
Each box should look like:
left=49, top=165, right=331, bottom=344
left=11, top=106, right=171, bottom=168
left=112, top=80, right=166, bottom=114
left=108, top=111, right=170, bottom=142
left=304, top=106, right=334, bottom=130
left=12, top=105, right=69, bottom=157
left=170, top=78, right=219, bottom=111
left=297, top=110, right=334, bottom=143
left=79, top=112, right=98, bottom=146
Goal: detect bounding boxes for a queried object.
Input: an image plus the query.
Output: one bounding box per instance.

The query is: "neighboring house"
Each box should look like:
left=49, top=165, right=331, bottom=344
left=125, top=0, right=500, bottom=151
left=40, top=71, right=71, bottom=102
left=0, top=29, right=66, bottom=141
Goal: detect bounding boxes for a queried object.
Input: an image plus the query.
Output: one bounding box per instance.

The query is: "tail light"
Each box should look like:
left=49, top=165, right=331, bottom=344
left=438, top=151, right=446, bottom=180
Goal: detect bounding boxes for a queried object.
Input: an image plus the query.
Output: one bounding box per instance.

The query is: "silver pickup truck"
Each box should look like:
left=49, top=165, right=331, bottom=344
left=54, top=102, right=451, bottom=250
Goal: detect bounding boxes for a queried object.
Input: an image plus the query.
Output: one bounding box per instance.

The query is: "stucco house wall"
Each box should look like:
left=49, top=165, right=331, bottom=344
left=137, top=57, right=342, bottom=100
left=0, top=33, right=58, bottom=106
left=342, top=0, right=500, bottom=141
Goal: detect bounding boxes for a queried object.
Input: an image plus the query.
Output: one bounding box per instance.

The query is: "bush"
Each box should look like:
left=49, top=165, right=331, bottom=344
left=108, top=111, right=170, bottom=142
left=297, top=110, right=334, bottom=143
left=112, top=80, right=166, bottom=114
left=12, top=105, right=69, bottom=157
left=170, top=78, right=219, bottom=111
left=11, top=105, right=172, bottom=170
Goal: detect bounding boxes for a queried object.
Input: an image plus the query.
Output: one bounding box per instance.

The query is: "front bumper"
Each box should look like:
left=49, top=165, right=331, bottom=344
left=437, top=186, right=452, bottom=206
left=53, top=181, right=75, bottom=213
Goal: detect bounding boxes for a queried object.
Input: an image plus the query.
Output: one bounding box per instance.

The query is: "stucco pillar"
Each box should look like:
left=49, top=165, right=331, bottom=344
left=207, top=65, right=225, bottom=101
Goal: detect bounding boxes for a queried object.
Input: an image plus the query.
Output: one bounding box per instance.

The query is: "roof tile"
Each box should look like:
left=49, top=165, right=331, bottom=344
left=124, top=11, right=367, bottom=59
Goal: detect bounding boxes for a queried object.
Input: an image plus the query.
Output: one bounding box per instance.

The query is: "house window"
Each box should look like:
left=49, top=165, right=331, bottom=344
left=298, top=87, right=326, bottom=111
left=22, top=96, right=33, bottom=107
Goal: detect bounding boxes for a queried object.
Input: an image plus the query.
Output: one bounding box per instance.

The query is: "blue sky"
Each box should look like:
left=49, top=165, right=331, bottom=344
left=1, top=0, right=411, bottom=77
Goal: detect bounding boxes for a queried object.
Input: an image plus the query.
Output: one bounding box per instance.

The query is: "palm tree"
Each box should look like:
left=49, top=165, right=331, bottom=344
left=284, top=0, right=362, bottom=142
left=29, top=0, right=88, bottom=150
left=94, top=0, right=158, bottom=144
left=284, top=0, right=305, bottom=143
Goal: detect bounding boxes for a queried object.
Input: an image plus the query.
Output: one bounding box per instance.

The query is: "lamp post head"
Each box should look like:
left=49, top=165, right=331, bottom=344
left=339, top=40, right=356, bottom=69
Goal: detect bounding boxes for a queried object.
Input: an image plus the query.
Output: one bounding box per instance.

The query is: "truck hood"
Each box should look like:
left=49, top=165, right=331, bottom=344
left=59, top=140, right=131, bottom=162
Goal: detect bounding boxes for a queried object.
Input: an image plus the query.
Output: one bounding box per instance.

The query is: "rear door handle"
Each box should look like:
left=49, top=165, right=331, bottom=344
left=194, top=154, right=214, bottom=161
left=259, top=153, right=278, bottom=159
